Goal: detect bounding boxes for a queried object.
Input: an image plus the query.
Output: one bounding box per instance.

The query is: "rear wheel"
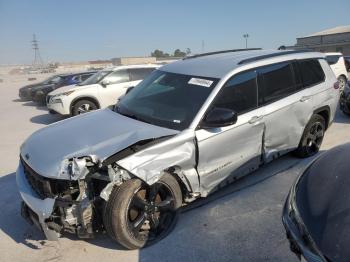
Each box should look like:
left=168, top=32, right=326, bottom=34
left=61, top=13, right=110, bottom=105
left=103, top=174, right=182, bottom=249
left=71, top=99, right=98, bottom=116
left=294, top=114, right=325, bottom=158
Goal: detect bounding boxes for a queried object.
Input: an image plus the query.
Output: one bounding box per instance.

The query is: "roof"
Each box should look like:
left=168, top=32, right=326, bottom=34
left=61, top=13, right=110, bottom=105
left=103, top=64, right=160, bottom=72
left=302, top=25, right=350, bottom=38
left=160, top=49, right=324, bottom=78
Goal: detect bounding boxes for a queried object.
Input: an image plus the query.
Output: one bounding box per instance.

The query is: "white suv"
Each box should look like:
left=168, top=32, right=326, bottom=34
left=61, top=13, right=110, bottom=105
left=47, top=64, right=159, bottom=116
left=18, top=49, right=339, bottom=249
left=325, top=52, right=348, bottom=90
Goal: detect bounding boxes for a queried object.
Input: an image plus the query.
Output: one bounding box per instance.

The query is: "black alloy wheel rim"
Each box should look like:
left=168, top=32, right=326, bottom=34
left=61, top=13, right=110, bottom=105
left=305, top=121, right=324, bottom=155
left=77, top=103, right=93, bottom=114
left=127, top=182, right=177, bottom=243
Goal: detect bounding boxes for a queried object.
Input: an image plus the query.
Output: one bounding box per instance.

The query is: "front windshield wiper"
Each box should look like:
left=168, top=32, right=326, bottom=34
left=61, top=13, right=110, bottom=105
left=115, top=105, right=151, bottom=124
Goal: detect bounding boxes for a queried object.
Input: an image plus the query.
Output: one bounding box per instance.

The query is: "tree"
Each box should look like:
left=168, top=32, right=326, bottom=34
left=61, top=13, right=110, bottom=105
left=186, top=48, right=191, bottom=55
left=151, top=49, right=166, bottom=58
left=174, top=49, right=186, bottom=57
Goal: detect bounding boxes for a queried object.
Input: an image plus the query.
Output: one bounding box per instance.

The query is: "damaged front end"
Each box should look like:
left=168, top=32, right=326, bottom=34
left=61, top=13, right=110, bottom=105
left=17, top=131, right=198, bottom=241
left=18, top=155, right=108, bottom=240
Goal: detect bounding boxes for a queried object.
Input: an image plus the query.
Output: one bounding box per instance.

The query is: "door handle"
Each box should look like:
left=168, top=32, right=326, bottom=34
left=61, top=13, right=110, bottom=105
left=248, top=116, right=263, bottom=124
left=300, top=96, right=310, bottom=102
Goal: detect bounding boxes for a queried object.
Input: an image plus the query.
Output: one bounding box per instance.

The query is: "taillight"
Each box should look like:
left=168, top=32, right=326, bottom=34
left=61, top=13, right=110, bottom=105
left=334, top=81, right=340, bottom=89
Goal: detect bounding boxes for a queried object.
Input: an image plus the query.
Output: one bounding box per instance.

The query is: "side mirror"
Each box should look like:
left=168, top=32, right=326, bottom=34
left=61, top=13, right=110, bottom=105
left=101, top=79, right=111, bottom=87
left=201, top=107, right=237, bottom=128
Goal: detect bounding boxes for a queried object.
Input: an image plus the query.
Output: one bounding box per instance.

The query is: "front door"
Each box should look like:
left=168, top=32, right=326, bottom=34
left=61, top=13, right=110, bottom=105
left=196, top=69, right=265, bottom=195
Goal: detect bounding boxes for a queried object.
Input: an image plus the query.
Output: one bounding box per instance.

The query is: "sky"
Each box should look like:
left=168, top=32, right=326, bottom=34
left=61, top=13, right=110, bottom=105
left=0, top=0, right=349, bottom=64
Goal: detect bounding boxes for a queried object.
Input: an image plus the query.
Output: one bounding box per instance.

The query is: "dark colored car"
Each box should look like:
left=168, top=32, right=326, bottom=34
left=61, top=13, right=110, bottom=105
left=19, top=75, right=59, bottom=101
left=283, top=143, right=350, bottom=262
left=31, top=71, right=96, bottom=104
left=339, top=81, right=350, bottom=115
left=344, top=56, right=350, bottom=72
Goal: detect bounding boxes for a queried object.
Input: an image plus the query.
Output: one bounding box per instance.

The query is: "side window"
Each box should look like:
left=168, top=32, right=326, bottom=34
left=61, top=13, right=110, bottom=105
left=326, top=55, right=340, bottom=65
left=297, top=59, right=325, bottom=88
left=72, top=75, right=81, bottom=82
left=81, top=74, right=92, bottom=81
left=129, top=68, right=156, bottom=81
left=257, top=62, right=296, bottom=106
left=104, top=70, right=130, bottom=84
left=213, top=70, right=258, bottom=114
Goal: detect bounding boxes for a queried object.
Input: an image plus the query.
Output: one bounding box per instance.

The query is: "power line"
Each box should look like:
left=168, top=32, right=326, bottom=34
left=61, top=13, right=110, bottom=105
left=31, top=34, right=44, bottom=69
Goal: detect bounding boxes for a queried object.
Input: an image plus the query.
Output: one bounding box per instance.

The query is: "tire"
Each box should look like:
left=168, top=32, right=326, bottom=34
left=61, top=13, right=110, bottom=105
left=338, top=75, right=347, bottom=92
left=103, top=174, right=182, bottom=249
left=71, top=99, right=98, bottom=116
left=294, top=114, right=325, bottom=158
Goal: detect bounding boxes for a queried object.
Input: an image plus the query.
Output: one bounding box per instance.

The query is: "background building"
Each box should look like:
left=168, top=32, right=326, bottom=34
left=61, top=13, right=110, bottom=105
left=294, top=25, right=350, bottom=55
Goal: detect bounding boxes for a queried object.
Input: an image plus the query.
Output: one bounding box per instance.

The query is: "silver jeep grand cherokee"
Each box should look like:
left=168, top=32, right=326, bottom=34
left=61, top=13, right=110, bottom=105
left=17, top=49, right=339, bottom=249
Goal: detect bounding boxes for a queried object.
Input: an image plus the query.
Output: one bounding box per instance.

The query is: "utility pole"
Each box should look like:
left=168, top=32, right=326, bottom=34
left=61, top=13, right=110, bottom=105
left=243, top=34, right=249, bottom=49
left=31, top=34, right=44, bottom=69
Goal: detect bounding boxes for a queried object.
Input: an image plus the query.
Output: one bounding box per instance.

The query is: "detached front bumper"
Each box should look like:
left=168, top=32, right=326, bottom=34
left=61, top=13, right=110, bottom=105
left=16, top=161, right=59, bottom=240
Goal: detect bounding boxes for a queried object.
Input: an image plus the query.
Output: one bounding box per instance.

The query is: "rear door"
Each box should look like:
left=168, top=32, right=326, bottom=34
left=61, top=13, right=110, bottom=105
left=196, top=70, right=265, bottom=194
left=257, top=61, right=314, bottom=162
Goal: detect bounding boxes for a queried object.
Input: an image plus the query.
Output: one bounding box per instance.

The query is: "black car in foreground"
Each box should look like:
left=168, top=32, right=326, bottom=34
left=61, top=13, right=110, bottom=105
left=283, top=143, right=350, bottom=262
left=340, top=81, right=350, bottom=116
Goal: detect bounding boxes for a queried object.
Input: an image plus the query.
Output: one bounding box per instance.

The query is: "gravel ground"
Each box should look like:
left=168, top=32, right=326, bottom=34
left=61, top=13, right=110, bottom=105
left=1, top=74, right=350, bottom=262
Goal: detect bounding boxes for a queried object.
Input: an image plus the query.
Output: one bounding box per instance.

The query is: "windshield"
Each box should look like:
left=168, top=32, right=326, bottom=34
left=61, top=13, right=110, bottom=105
left=116, top=70, right=219, bottom=130
left=49, top=76, right=64, bottom=84
left=78, top=70, right=111, bottom=86
left=42, top=75, right=57, bottom=84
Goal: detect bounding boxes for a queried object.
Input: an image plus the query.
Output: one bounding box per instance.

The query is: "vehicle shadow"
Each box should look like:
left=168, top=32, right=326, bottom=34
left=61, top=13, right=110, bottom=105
left=30, top=113, right=66, bottom=125
left=12, top=98, right=26, bottom=102
left=0, top=173, right=45, bottom=249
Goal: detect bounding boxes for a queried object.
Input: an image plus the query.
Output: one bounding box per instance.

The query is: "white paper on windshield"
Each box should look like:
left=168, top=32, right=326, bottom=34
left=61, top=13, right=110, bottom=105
left=188, top=78, right=213, bottom=87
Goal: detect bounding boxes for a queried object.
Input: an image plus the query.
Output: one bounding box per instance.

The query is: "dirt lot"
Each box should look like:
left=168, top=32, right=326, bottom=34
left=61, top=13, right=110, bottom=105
left=1, top=74, right=350, bottom=262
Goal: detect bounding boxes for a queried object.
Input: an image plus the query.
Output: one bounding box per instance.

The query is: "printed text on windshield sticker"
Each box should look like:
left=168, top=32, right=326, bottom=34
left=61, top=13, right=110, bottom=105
left=188, top=78, right=213, bottom=88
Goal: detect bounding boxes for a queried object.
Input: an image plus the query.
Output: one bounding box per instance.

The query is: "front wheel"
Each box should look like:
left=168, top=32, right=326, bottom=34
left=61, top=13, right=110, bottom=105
left=294, top=114, right=325, bottom=158
left=103, top=174, right=182, bottom=249
left=71, top=99, right=98, bottom=116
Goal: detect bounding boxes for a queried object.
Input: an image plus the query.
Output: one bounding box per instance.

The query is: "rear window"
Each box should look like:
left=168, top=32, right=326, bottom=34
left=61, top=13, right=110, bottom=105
left=257, top=62, right=296, bottom=106
left=297, top=59, right=325, bottom=88
left=326, top=55, right=340, bottom=65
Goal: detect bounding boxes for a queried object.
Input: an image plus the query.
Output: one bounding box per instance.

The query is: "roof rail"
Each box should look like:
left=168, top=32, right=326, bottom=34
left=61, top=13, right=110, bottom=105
left=238, top=50, right=314, bottom=65
left=183, top=48, right=262, bottom=60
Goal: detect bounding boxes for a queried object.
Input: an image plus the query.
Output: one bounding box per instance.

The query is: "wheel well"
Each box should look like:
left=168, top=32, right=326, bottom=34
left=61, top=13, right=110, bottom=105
left=70, top=97, right=100, bottom=114
left=339, top=74, right=348, bottom=81
left=314, top=106, right=330, bottom=129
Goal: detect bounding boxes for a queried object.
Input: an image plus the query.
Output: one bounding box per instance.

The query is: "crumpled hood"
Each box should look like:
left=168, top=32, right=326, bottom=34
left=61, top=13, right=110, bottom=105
left=20, top=109, right=178, bottom=179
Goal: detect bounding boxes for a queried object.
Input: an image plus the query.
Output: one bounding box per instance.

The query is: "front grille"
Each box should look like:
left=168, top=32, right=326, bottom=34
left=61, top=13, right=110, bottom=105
left=21, top=157, right=79, bottom=200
